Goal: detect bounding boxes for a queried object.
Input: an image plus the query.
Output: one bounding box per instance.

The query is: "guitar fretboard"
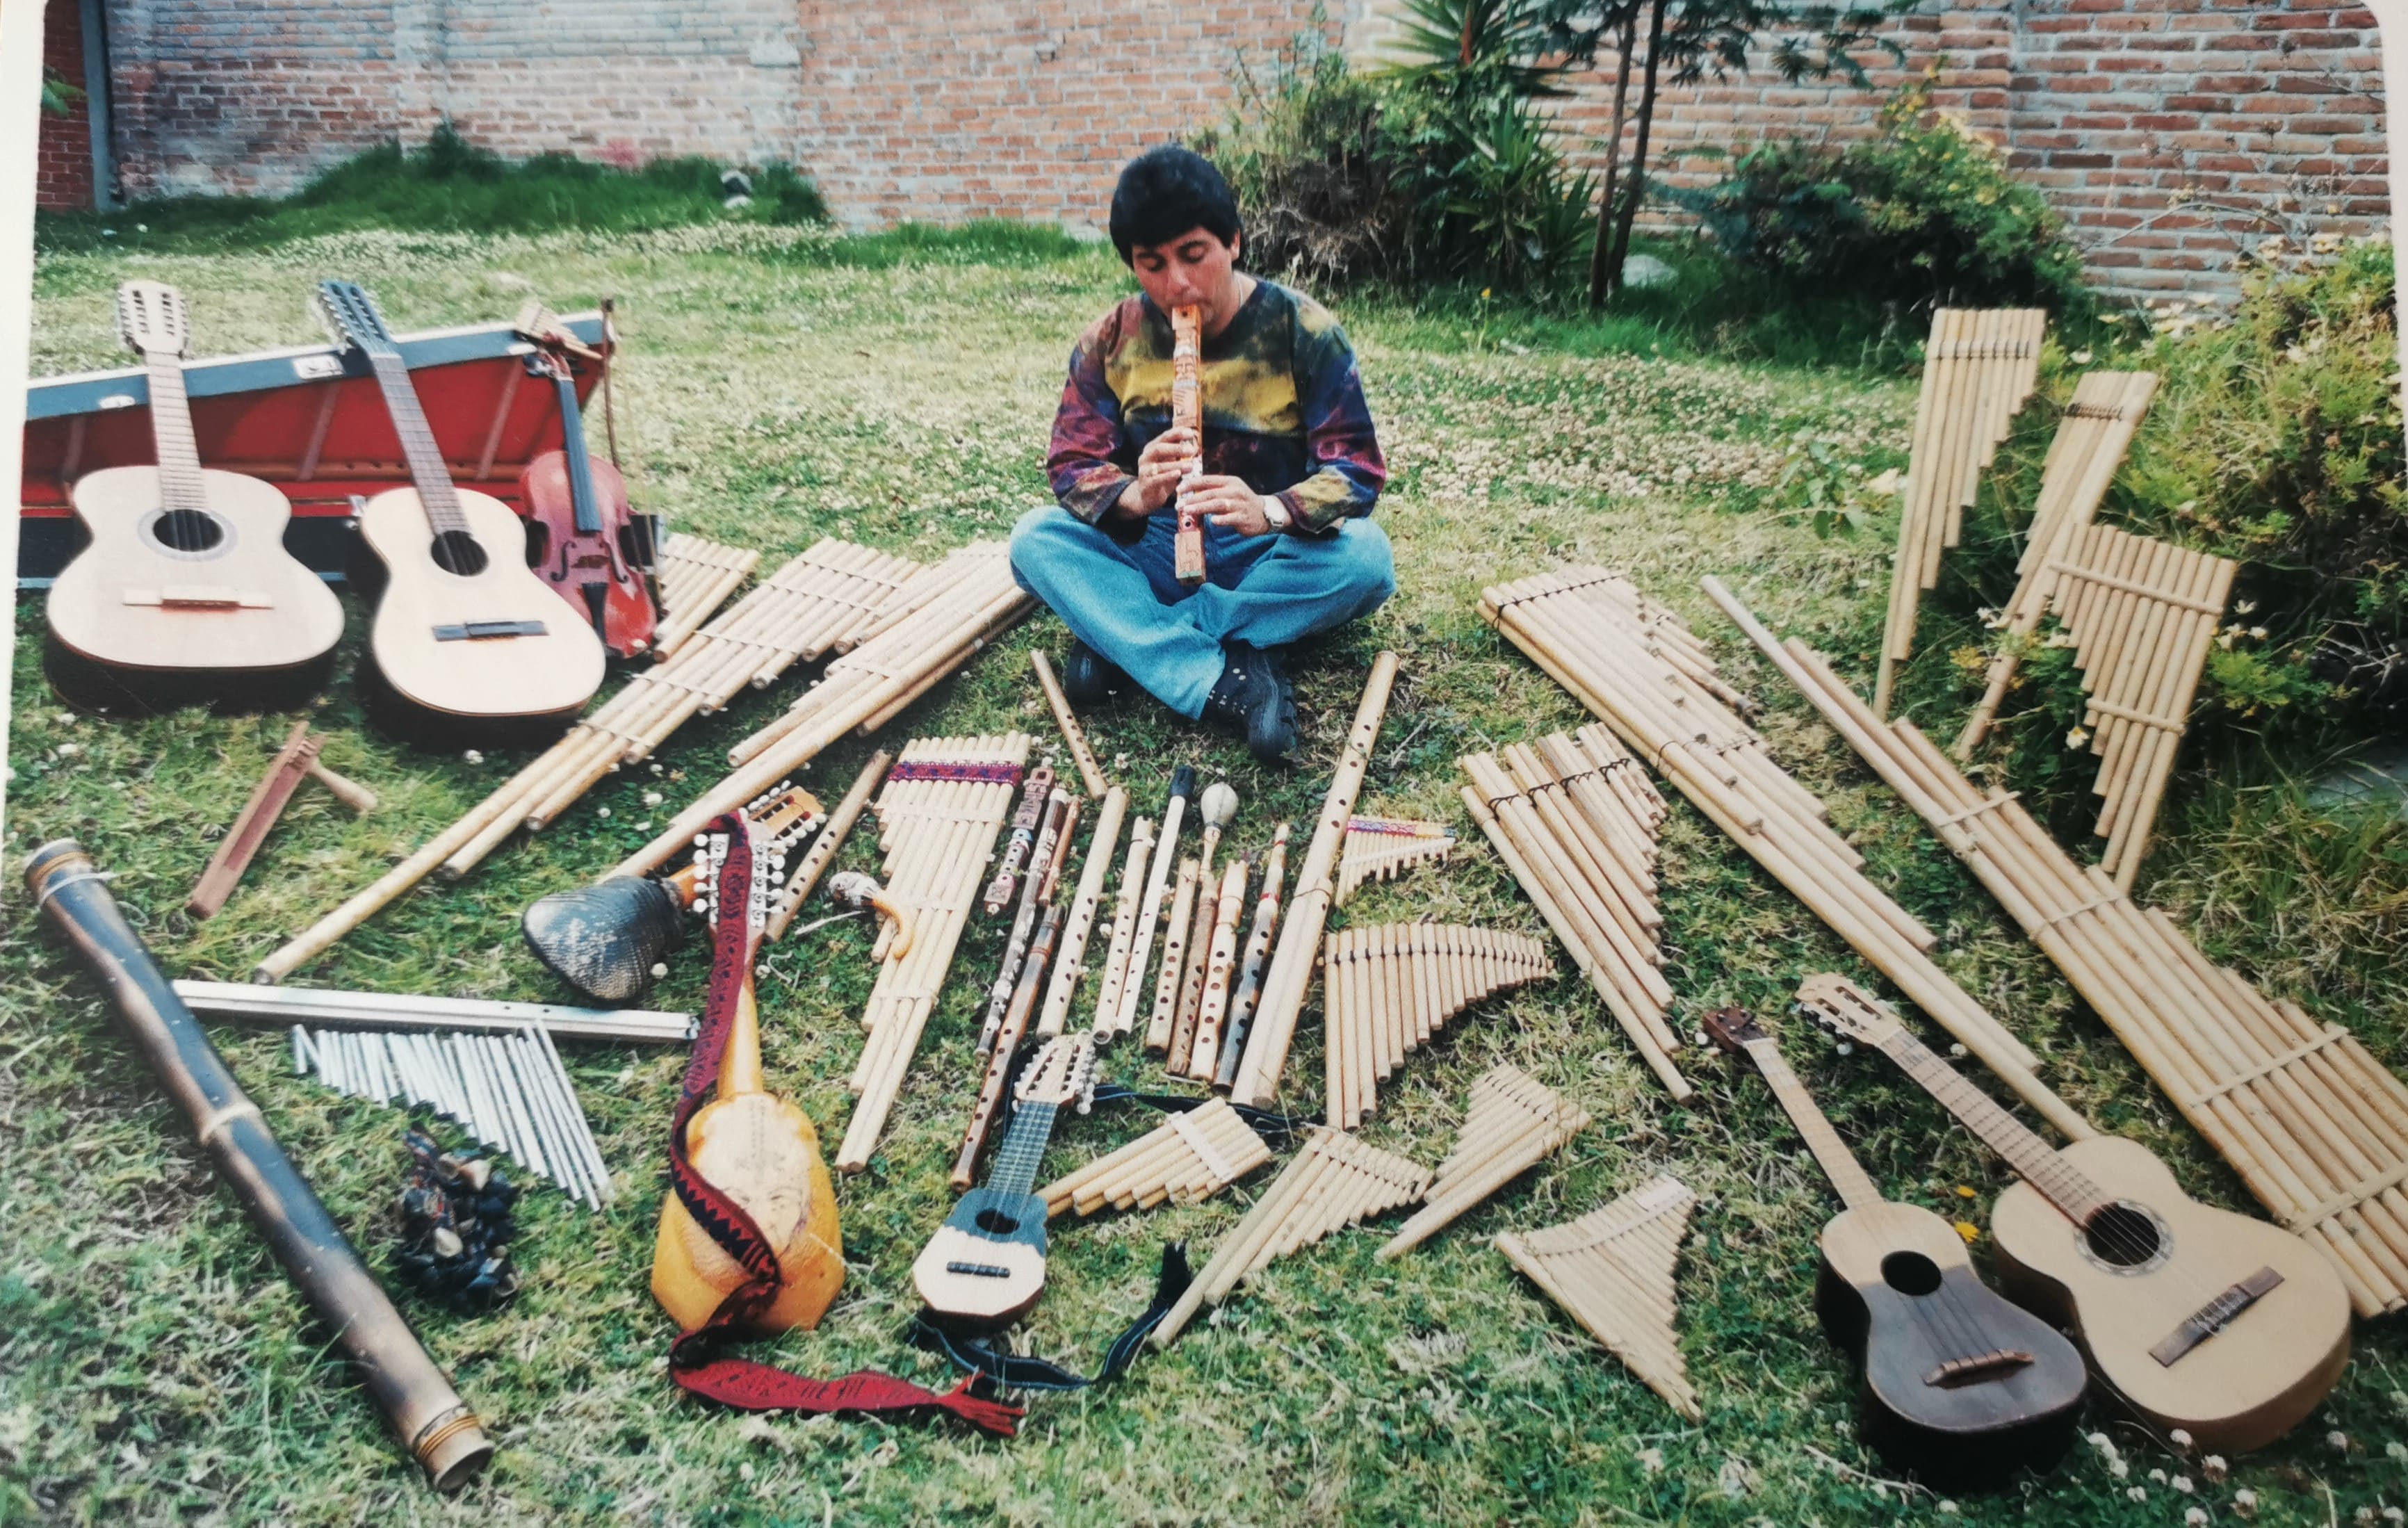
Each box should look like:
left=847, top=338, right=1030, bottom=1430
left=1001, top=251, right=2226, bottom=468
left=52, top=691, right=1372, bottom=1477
left=1886, top=1032, right=2110, bottom=1224
left=363, top=350, right=469, bottom=536
left=988, top=1098, right=1059, bottom=1198
left=1742, top=1037, right=1886, bottom=1213
left=141, top=352, right=209, bottom=512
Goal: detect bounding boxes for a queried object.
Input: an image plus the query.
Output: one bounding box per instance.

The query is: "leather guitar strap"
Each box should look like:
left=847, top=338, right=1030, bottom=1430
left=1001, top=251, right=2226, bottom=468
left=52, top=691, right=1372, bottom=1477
left=663, top=812, right=1021, bottom=1437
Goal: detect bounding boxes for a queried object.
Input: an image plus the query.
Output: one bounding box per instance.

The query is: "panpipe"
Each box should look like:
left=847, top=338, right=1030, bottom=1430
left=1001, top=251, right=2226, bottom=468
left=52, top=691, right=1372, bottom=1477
left=1483, top=569, right=2098, bottom=1144
left=254, top=537, right=912, bottom=982
left=1459, top=726, right=1679, bottom=1100
left=836, top=734, right=1031, bottom=1173
left=1171, top=303, right=1207, bottom=586
left=1324, top=925, right=1552, bottom=1130
left=1875, top=308, right=2048, bottom=717
left=1030, top=649, right=1111, bottom=798
left=1214, top=822, right=1291, bottom=1090
left=1334, top=816, right=1456, bottom=906
left=1090, top=814, right=1157, bottom=1040
left=292, top=1020, right=612, bottom=1210
left=653, top=533, right=762, bottom=660
left=1182, top=858, right=1251, bottom=1082
left=1151, top=1125, right=1431, bottom=1347
left=2035, top=523, right=2236, bottom=888
left=1957, top=371, right=2162, bottom=754
left=1378, top=1064, right=1590, bottom=1259
left=1116, top=767, right=1196, bottom=1034
left=764, top=749, right=891, bottom=941
left=1229, top=651, right=1403, bottom=1107
left=1707, top=585, right=2408, bottom=1318
left=176, top=978, right=694, bottom=1043
left=1039, top=1098, right=1274, bottom=1219
left=612, top=540, right=1035, bottom=880
left=1495, top=1174, right=1701, bottom=1420
left=1036, top=785, right=1131, bottom=1037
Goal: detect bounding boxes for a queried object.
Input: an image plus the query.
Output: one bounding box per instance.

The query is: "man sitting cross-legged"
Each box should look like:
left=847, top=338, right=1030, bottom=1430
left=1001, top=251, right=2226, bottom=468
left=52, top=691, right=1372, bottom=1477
left=1009, top=145, right=1394, bottom=763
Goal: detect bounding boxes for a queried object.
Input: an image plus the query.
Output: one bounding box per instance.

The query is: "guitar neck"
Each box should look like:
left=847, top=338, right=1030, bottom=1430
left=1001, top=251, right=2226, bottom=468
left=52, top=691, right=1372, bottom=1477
left=1878, top=1031, right=2110, bottom=1224
left=141, top=352, right=209, bottom=511
left=363, top=350, right=469, bottom=535
left=986, top=1098, right=1059, bottom=1198
left=1741, top=1037, right=1886, bottom=1212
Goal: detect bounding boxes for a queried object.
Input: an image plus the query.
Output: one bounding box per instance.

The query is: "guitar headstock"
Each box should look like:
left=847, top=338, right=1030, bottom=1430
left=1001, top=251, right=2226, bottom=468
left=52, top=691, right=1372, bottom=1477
left=1701, top=1007, right=1769, bottom=1055
left=1795, top=973, right=1907, bottom=1053
left=314, top=279, right=399, bottom=358
left=1015, top=1033, right=1096, bottom=1114
left=115, top=281, right=190, bottom=361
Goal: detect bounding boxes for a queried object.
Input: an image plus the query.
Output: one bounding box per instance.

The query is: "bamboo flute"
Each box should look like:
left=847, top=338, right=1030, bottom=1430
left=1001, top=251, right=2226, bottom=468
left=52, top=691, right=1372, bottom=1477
left=1214, top=822, right=1291, bottom=1089
left=1037, top=786, right=1130, bottom=1037
left=1171, top=303, right=1207, bottom=586
left=1030, top=649, right=1111, bottom=797
left=1186, top=858, right=1251, bottom=1081
left=1229, top=651, right=1401, bottom=1107
left=977, top=788, right=1072, bottom=1054
left=1092, top=815, right=1156, bottom=1039
left=951, top=903, right=1066, bottom=1187
left=1117, top=766, right=1197, bottom=1034
left=984, top=767, right=1057, bottom=917
left=1144, top=860, right=1203, bottom=1052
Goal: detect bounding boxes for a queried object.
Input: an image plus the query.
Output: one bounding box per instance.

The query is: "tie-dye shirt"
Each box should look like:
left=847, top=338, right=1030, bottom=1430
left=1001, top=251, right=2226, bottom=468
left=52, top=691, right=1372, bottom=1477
left=1047, top=280, right=1386, bottom=536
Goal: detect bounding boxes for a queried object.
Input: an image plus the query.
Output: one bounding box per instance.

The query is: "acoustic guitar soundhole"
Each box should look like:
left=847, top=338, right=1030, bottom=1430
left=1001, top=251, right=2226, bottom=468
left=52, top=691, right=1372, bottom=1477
left=148, top=508, right=226, bottom=555
left=973, top=1208, right=1022, bottom=1237
left=1881, top=1251, right=1944, bottom=1297
left=430, top=530, right=490, bottom=577
left=2083, top=1203, right=2165, bottom=1269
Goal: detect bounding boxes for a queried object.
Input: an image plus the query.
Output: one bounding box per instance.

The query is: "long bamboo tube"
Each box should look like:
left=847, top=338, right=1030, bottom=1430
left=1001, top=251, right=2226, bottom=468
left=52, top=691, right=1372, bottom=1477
left=1030, top=650, right=1111, bottom=798
left=1214, top=823, right=1292, bottom=1089
left=1091, top=815, right=1155, bottom=1038
left=1229, top=651, right=1402, bottom=1108
left=1036, top=786, right=1130, bottom=1037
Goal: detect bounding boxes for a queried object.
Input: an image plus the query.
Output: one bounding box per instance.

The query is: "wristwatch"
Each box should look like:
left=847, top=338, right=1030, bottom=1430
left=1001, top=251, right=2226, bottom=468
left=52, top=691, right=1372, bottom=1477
left=1260, top=496, right=1292, bottom=532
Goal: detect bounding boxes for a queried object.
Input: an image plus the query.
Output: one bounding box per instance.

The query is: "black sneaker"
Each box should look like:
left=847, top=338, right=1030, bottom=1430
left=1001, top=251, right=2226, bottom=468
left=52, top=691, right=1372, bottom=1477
left=1201, top=642, right=1299, bottom=763
left=1061, top=638, right=1128, bottom=704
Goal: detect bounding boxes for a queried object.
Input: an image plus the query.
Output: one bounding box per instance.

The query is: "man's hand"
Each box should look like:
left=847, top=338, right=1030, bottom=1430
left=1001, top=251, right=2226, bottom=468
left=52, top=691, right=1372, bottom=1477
left=1115, top=427, right=1198, bottom=519
left=1182, top=475, right=1276, bottom=537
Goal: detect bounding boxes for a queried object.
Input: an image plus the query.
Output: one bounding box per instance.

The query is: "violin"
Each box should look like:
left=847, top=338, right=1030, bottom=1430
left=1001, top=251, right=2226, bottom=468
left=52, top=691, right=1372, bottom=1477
left=519, top=346, right=660, bottom=658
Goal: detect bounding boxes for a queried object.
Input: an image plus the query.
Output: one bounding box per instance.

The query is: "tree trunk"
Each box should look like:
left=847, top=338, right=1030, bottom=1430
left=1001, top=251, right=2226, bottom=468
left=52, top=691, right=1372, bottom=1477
left=1602, top=0, right=1668, bottom=303
left=1586, top=17, right=1638, bottom=312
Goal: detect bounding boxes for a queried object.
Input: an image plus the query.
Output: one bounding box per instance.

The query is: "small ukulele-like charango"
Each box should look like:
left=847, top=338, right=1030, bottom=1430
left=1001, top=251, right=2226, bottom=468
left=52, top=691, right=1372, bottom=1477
left=1705, top=1007, right=2085, bottom=1488
left=1798, top=974, right=2350, bottom=1452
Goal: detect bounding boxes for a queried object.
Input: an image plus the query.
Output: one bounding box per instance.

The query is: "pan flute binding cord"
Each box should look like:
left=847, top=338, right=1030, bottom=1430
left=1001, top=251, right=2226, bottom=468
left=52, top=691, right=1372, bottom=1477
left=1874, top=308, right=2047, bottom=717
left=253, top=536, right=924, bottom=983
left=1496, top=1174, right=1702, bottom=1420
left=1705, top=576, right=2408, bottom=1320
left=1322, top=925, right=1552, bottom=1130
left=1150, top=1125, right=1431, bottom=1347
left=1459, top=726, right=1678, bottom=1101
left=1378, top=1064, right=1590, bottom=1259
left=1956, top=371, right=2161, bottom=756
left=1038, top=1098, right=1274, bottom=1219
left=1480, top=568, right=2099, bottom=1145
left=835, top=735, right=1032, bottom=1173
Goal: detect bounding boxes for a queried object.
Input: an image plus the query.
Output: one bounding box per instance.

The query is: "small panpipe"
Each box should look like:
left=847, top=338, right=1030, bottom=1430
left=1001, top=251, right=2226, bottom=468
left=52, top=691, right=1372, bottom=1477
left=1334, top=816, right=1456, bottom=906
left=1229, top=652, right=1402, bottom=1107
left=1460, top=725, right=1679, bottom=1100
left=1484, top=569, right=2097, bottom=1143
left=1708, top=584, right=2408, bottom=1319
left=1171, top=303, right=1207, bottom=586
left=1957, top=371, right=2161, bottom=754
left=1324, top=925, right=1552, bottom=1130
left=1151, top=1124, right=1431, bottom=1347
left=1036, top=785, right=1131, bottom=1037
left=836, top=733, right=1032, bottom=1173
left=1029, top=649, right=1111, bottom=798
left=1495, top=1173, right=1701, bottom=1420
left=1090, top=815, right=1157, bottom=1039
left=1379, top=1064, right=1589, bottom=1259
left=1875, top=308, right=2047, bottom=716
left=1039, top=1098, right=1274, bottom=1219
left=28, top=840, right=493, bottom=1490
left=652, top=533, right=761, bottom=660
left=985, top=766, right=1056, bottom=916
left=2035, top=522, right=2236, bottom=888
left=1214, top=822, right=1291, bottom=1090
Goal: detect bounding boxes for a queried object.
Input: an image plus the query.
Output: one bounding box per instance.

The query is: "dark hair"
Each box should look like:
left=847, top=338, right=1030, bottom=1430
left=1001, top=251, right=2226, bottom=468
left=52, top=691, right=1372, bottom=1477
left=1108, top=146, right=1241, bottom=265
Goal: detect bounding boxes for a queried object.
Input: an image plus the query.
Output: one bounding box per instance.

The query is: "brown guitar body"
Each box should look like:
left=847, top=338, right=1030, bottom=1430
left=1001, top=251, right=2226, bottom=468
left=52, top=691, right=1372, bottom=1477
left=1988, top=1135, right=2350, bottom=1452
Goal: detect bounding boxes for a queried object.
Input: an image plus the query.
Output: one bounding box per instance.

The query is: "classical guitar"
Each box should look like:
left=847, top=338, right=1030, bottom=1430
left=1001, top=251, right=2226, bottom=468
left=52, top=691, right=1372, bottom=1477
left=518, top=345, right=660, bottom=658
left=1703, top=1007, right=2085, bottom=1488
left=1798, top=973, right=2350, bottom=1452
left=47, top=280, right=345, bottom=712
left=314, top=280, right=605, bottom=742
left=913, top=1032, right=1094, bottom=1330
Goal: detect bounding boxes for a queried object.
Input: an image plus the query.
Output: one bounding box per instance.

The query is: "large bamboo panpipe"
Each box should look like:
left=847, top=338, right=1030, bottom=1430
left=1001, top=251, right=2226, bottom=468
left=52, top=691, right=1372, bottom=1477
left=253, top=537, right=917, bottom=983
left=1460, top=726, right=1685, bottom=1102
left=611, top=541, right=1034, bottom=881
left=1874, top=308, right=2047, bottom=716
left=1323, top=925, right=1553, bottom=1130
left=1228, top=651, right=1401, bottom=1107
left=1705, top=576, right=2408, bottom=1318
left=652, top=533, right=762, bottom=661
left=1957, top=371, right=2161, bottom=754
left=1036, top=786, right=1131, bottom=1037
left=1037, top=1098, right=1273, bottom=1219
left=29, top=840, right=493, bottom=1491
left=1480, top=568, right=2093, bottom=1141
left=834, top=733, right=1030, bottom=1173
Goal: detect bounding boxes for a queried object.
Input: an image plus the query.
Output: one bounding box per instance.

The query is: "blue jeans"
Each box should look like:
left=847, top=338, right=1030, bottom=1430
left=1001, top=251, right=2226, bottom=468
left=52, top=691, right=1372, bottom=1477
left=1009, top=506, right=1397, bottom=717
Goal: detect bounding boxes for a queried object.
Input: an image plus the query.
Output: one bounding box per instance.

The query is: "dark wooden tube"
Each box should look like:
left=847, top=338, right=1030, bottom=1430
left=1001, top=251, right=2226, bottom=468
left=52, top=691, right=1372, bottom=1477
left=24, top=839, right=493, bottom=1492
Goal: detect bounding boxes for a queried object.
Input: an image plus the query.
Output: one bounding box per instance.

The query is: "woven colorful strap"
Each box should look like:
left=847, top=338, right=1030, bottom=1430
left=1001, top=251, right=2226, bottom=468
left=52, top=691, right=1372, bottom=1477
left=887, top=759, right=1025, bottom=785
left=662, top=811, right=1021, bottom=1438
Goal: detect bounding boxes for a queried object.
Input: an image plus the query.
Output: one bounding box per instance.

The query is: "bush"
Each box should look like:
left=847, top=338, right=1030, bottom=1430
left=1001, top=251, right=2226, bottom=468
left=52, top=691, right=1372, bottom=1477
left=1675, top=78, right=2094, bottom=319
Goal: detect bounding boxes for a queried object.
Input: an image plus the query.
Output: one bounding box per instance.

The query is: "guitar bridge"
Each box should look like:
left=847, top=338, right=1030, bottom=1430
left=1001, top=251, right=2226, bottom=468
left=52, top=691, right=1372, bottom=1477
left=125, top=586, right=273, bottom=610
left=432, top=619, right=548, bottom=641
left=2151, top=1265, right=2284, bottom=1367
left=945, top=1261, right=1011, bottom=1280
left=1923, top=1349, right=2035, bottom=1388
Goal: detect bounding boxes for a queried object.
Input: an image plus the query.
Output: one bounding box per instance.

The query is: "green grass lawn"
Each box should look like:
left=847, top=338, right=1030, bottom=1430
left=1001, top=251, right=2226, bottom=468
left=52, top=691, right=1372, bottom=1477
left=6, top=221, right=2405, bottom=1526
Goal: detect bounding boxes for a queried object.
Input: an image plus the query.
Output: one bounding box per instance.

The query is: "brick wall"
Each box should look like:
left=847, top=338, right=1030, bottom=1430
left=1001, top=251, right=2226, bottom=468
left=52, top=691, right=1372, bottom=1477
left=37, top=0, right=95, bottom=211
